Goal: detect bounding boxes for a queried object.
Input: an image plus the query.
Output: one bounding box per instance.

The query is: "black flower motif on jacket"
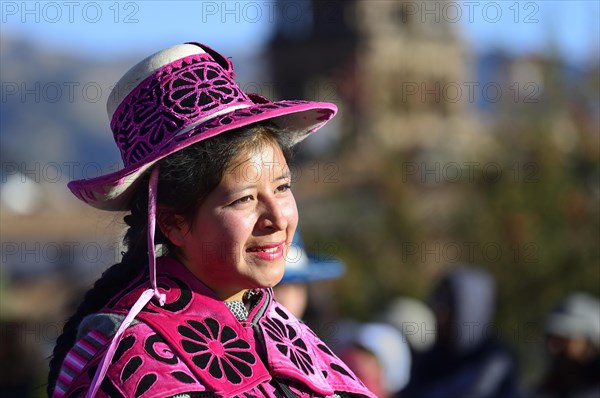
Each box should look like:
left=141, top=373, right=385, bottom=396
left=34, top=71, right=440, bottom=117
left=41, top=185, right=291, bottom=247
left=178, top=318, right=256, bottom=384
left=263, top=317, right=315, bottom=375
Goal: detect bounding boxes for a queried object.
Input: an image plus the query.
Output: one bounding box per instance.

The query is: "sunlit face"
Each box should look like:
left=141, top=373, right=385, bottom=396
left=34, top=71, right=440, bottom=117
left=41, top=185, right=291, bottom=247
left=170, top=141, right=298, bottom=300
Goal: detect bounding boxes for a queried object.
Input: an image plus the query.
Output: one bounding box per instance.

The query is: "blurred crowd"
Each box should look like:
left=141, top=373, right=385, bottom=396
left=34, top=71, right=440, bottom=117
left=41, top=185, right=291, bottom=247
left=274, top=235, right=600, bottom=398
left=1, top=234, right=599, bottom=398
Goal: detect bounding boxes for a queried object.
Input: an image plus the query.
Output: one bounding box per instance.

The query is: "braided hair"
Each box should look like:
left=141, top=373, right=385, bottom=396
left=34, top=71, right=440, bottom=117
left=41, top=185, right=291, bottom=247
left=47, top=123, right=293, bottom=396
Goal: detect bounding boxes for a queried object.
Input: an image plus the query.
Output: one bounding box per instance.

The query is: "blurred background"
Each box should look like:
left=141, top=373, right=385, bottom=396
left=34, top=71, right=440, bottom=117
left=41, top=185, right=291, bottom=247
left=1, top=1, right=598, bottom=397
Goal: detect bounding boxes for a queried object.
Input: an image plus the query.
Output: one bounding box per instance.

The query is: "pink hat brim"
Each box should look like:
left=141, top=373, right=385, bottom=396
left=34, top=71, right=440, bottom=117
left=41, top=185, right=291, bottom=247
left=68, top=100, right=337, bottom=211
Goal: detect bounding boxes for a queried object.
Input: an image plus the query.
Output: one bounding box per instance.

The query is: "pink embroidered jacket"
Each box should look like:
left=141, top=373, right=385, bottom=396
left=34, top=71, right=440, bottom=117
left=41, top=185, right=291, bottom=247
left=57, top=257, right=375, bottom=398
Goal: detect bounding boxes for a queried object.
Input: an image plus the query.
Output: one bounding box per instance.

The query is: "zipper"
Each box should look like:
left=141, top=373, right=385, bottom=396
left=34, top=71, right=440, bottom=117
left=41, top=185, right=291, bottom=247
left=250, top=290, right=296, bottom=398
left=250, top=289, right=271, bottom=366
left=273, top=380, right=298, bottom=398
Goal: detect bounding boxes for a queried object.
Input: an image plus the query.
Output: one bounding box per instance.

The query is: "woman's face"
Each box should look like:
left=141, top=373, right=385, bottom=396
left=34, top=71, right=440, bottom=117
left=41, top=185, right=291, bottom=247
left=172, top=141, right=298, bottom=300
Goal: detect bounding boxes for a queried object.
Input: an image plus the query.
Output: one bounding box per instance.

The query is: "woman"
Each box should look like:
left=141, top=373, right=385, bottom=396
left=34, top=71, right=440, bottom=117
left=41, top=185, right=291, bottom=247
left=47, top=42, right=375, bottom=398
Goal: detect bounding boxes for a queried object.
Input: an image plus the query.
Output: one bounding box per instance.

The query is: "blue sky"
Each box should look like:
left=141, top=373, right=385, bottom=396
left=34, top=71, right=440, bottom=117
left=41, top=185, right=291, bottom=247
left=1, top=0, right=599, bottom=65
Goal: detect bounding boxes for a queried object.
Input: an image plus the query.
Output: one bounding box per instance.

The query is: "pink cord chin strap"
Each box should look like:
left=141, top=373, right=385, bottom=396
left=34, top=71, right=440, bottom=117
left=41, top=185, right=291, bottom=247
left=86, top=166, right=166, bottom=398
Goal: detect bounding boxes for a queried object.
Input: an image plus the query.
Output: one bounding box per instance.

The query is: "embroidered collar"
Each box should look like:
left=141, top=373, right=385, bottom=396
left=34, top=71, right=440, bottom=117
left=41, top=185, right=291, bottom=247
left=99, top=257, right=374, bottom=397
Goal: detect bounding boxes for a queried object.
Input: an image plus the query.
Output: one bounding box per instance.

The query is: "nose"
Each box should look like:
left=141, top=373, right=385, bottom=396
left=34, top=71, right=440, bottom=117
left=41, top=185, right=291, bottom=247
left=257, top=196, right=288, bottom=232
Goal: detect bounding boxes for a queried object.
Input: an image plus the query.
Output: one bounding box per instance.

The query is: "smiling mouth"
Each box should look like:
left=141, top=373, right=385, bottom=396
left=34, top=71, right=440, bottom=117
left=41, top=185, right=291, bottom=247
left=246, top=242, right=285, bottom=260
left=248, top=246, right=279, bottom=253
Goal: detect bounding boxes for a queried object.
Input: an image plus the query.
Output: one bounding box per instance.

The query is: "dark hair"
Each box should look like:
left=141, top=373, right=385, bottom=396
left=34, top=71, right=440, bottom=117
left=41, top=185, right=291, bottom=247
left=47, top=123, right=293, bottom=396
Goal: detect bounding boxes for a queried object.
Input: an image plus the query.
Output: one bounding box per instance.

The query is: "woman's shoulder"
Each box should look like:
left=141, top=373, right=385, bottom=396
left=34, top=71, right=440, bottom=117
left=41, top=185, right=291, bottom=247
left=76, top=312, right=129, bottom=341
left=261, top=301, right=376, bottom=398
left=61, top=313, right=215, bottom=398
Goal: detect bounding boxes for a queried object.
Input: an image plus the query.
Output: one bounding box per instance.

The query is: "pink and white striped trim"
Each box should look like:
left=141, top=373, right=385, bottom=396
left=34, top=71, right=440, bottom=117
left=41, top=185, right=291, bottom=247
left=53, top=330, right=109, bottom=398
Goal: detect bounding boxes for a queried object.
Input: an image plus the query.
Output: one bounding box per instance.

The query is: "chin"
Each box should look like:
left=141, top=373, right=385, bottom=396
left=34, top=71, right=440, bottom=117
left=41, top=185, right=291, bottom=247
left=260, top=274, right=285, bottom=289
left=260, top=279, right=281, bottom=289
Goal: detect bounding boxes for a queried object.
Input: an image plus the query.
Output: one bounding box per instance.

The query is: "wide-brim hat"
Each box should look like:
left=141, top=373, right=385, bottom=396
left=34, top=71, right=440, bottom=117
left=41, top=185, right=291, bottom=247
left=281, top=233, right=345, bottom=284
left=68, top=42, right=337, bottom=211
left=544, top=292, right=600, bottom=347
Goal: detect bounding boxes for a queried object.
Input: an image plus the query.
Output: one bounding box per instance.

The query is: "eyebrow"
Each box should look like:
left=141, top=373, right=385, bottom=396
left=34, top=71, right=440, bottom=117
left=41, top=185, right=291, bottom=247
left=273, top=170, right=291, bottom=183
left=223, top=170, right=292, bottom=196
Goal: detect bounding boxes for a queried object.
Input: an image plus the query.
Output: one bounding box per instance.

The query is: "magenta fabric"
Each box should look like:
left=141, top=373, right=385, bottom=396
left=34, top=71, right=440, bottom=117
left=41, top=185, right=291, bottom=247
left=110, top=52, right=250, bottom=168
left=62, top=257, right=375, bottom=398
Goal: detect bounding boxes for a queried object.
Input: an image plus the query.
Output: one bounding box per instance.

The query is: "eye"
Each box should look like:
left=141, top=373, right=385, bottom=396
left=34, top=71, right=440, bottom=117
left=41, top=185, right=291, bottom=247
left=276, top=183, right=292, bottom=193
left=230, top=195, right=254, bottom=206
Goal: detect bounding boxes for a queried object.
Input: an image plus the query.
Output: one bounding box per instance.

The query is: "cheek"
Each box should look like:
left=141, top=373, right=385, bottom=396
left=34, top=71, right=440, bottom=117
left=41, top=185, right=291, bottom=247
left=219, top=213, right=256, bottom=241
left=186, top=212, right=249, bottom=256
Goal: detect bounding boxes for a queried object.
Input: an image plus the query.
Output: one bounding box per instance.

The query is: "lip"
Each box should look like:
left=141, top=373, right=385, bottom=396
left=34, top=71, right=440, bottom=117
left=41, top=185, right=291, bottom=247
left=246, top=241, right=286, bottom=261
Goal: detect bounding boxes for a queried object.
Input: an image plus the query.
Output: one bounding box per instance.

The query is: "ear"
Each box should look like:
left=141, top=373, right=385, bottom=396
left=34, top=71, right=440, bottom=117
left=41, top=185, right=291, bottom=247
left=157, top=208, right=188, bottom=247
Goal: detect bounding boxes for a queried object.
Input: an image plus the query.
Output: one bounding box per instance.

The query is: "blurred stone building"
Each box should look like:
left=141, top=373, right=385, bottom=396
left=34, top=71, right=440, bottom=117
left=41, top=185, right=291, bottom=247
left=268, top=0, right=489, bottom=163
left=267, top=0, right=497, bottom=262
